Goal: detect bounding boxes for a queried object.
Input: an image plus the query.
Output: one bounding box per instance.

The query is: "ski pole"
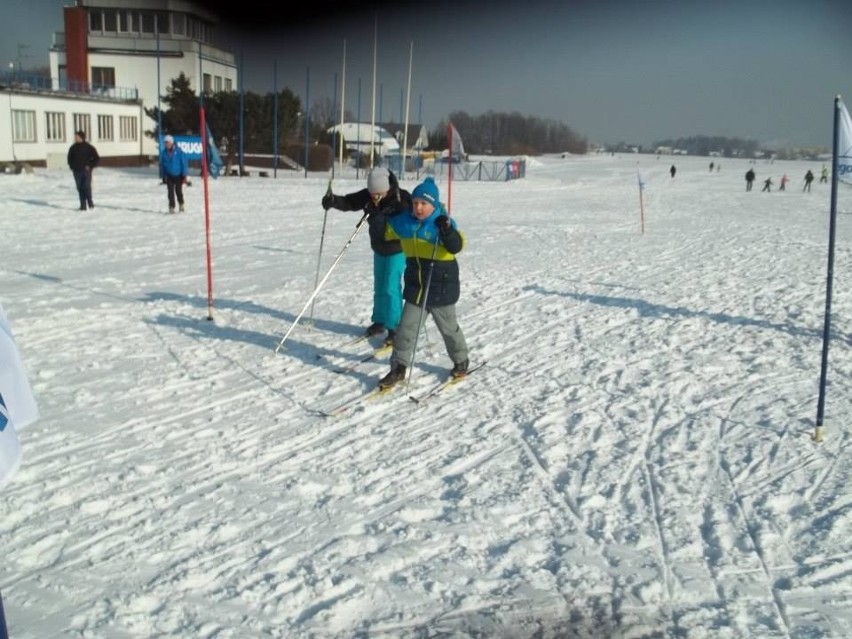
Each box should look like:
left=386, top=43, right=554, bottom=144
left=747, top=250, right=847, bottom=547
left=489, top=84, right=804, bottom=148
left=405, top=230, right=441, bottom=393
left=274, top=212, right=369, bottom=353
left=308, top=178, right=333, bottom=325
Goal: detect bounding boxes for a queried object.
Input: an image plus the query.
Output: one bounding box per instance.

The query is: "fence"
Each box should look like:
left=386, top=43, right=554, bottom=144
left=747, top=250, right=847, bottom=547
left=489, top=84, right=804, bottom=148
left=424, top=157, right=526, bottom=182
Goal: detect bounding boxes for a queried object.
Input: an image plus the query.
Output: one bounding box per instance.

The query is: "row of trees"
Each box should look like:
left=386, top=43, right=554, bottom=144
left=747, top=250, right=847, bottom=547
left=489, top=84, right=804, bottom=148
left=146, top=74, right=590, bottom=162
left=650, top=135, right=761, bottom=158
left=608, top=135, right=830, bottom=160
left=428, top=110, right=588, bottom=155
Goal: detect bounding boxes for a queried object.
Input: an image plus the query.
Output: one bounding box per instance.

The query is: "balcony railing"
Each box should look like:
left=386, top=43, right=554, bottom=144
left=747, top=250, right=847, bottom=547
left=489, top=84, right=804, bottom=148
left=0, top=71, right=139, bottom=102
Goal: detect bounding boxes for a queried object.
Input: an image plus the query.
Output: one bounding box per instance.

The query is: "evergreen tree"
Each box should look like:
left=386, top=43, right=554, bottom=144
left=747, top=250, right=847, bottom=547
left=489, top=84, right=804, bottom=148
left=144, top=72, right=200, bottom=138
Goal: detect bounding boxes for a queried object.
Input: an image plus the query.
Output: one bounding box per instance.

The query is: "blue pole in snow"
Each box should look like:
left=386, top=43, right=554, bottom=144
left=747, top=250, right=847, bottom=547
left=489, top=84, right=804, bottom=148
left=0, top=590, right=8, bottom=639
left=814, top=95, right=843, bottom=443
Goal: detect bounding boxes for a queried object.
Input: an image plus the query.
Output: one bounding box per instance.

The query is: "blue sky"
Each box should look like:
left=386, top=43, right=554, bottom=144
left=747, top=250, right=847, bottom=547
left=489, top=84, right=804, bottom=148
left=4, top=0, right=852, bottom=147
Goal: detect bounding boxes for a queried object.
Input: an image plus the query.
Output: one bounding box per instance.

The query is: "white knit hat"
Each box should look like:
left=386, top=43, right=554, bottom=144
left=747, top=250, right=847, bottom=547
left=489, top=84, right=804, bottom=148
left=367, top=167, right=390, bottom=194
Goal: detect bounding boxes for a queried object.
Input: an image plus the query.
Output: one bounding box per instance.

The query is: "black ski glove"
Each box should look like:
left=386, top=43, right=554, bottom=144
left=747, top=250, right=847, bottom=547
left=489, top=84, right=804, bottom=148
left=435, top=215, right=451, bottom=233
left=322, top=192, right=336, bottom=210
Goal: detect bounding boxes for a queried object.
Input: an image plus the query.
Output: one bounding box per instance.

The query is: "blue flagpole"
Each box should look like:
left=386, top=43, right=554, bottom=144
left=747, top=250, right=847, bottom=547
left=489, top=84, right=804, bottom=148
left=198, top=46, right=203, bottom=109
left=156, top=23, right=162, bottom=146
left=356, top=77, right=361, bottom=181
left=239, top=50, right=244, bottom=176
left=417, top=93, right=422, bottom=179
left=331, top=72, right=338, bottom=179
left=814, top=95, right=843, bottom=443
left=273, top=60, right=278, bottom=179
left=304, top=66, right=310, bottom=179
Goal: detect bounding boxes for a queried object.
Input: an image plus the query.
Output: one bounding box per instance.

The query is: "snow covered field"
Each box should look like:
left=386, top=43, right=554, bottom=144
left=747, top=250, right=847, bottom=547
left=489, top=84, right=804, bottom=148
left=1, top=153, right=850, bottom=638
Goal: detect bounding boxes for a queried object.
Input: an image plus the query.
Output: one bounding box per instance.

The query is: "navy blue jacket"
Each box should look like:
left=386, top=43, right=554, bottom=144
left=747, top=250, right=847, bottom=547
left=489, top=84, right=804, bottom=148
left=385, top=204, right=464, bottom=307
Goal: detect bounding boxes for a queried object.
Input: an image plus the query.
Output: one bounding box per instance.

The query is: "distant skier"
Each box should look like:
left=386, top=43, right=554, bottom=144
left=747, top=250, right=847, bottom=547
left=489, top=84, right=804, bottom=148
left=762, top=177, right=773, bottom=192
left=159, top=135, right=189, bottom=213
left=670, top=165, right=676, bottom=178
left=779, top=174, right=789, bottom=191
left=745, top=168, right=756, bottom=191
left=820, top=165, right=829, bottom=183
left=709, top=161, right=715, bottom=172
left=803, top=170, right=814, bottom=192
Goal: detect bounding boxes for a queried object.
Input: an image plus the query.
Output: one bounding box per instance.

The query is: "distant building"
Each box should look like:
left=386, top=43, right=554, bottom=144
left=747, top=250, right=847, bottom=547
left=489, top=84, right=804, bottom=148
left=655, top=146, right=672, bottom=155
left=327, top=123, right=401, bottom=160
left=0, top=84, right=144, bottom=166
left=0, top=0, right=239, bottom=164
left=378, top=122, right=429, bottom=154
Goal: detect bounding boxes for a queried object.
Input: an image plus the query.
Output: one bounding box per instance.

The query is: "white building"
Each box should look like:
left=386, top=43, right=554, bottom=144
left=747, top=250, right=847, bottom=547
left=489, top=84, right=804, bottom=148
left=379, top=122, right=429, bottom=153
left=47, top=0, right=237, bottom=157
left=0, top=85, right=145, bottom=165
left=327, top=123, right=401, bottom=159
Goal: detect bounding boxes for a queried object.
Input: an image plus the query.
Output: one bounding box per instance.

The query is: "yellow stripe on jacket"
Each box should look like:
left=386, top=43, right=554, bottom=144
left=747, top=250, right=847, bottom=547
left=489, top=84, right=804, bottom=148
left=384, top=223, right=464, bottom=261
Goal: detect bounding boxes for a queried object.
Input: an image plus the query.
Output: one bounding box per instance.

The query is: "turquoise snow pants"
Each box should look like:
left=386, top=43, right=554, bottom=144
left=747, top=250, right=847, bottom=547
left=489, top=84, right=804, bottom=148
left=372, top=252, right=405, bottom=330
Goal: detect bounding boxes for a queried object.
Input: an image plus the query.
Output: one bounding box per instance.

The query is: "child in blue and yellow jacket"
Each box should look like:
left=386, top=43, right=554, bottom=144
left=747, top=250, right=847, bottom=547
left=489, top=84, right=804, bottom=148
left=377, top=177, right=470, bottom=389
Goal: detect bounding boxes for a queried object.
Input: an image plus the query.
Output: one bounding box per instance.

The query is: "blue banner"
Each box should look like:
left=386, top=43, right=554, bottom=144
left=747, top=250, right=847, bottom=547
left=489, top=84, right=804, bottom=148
left=161, top=136, right=203, bottom=159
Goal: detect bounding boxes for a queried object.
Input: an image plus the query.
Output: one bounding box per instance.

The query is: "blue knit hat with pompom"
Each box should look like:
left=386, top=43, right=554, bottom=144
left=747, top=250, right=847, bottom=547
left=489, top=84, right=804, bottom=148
left=412, top=177, right=440, bottom=206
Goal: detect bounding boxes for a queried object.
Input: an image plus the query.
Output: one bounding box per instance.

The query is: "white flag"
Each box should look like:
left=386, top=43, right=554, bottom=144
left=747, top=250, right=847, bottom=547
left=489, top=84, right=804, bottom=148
left=839, top=99, right=852, bottom=185
left=449, top=122, right=465, bottom=160
left=0, top=302, right=39, bottom=488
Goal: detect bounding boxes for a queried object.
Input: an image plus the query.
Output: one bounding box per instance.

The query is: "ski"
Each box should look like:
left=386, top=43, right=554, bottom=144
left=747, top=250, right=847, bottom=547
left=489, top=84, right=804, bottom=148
left=313, top=383, right=399, bottom=418
left=331, top=343, right=392, bottom=374
left=409, top=361, right=487, bottom=405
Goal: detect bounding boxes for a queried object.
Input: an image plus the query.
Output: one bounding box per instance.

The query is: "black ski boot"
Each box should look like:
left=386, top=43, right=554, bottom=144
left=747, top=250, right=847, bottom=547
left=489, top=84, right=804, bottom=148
left=383, top=329, right=396, bottom=348
left=378, top=362, right=406, bottom=389
left=450, top=359, right=469, bottom=379
left=365, top=322, right=385, bottom=337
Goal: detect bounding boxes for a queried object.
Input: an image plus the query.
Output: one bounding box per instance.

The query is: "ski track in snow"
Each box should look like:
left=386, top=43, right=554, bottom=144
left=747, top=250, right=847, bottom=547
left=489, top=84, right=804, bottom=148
left=1, top=156, right=851, bottom=638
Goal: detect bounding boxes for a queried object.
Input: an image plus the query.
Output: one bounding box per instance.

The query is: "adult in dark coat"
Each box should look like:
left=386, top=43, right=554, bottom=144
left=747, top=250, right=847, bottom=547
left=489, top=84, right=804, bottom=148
left=67, top=130, right=99, bottom=210
left=322, top=168, right=411, bottom=344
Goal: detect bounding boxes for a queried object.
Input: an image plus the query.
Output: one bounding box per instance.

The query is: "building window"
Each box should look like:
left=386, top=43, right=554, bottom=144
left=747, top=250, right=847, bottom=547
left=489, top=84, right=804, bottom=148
left=156, top=12, right=170, bottom=34
left=140, top=12, right=155, bottom=34
left=214, top=76, right=222, bottom=92
left=188, top=16, right=211, bottom=42
left=45, top=112, right=66, bottom=142
left=203, top=73, right=211, bottom=93
left=12, top=110, right=36, bottom=142
left=172, top=13, right=186, bottom=35
left=92, top=67, right=116, bottom=91
left=118, top=11, right=129, bottom=32
left=97, top=115, right=114, bottom=141
left=73, top=114, right=91, bottom=140
left=119, top=116, right=138, bottom=141
left=103, top=9, right=117, bottom=32
left=225, top=78, right=233, bottom=92
left=89, top=10, right=102, bottom=32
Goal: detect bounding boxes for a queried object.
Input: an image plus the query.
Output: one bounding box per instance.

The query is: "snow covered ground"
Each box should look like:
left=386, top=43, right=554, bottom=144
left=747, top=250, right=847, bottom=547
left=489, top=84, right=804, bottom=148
left=1, top=152, right=850, bottom=638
